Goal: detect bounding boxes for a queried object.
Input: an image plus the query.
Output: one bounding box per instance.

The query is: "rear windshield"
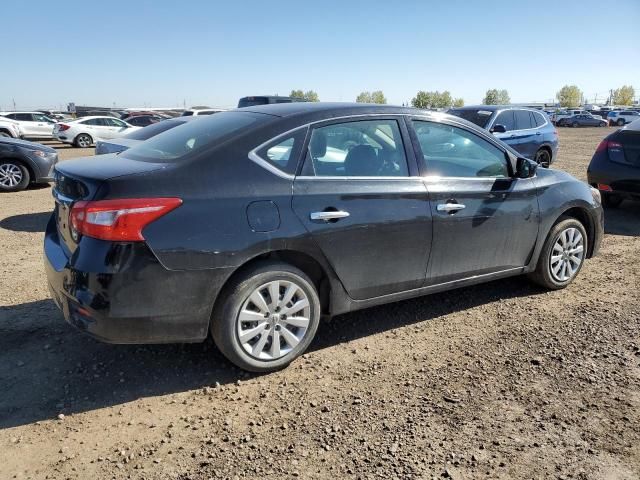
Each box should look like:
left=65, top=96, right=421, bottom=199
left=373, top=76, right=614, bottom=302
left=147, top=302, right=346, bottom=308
left=181, top=110, right=194, bottom=116
left=124, top=119, right=186, bottom=141
left=448, top=109, right=494, bottom=128
left=238, top=97, right=269, bottom=108
left=124, top=112, right=267, bottom=162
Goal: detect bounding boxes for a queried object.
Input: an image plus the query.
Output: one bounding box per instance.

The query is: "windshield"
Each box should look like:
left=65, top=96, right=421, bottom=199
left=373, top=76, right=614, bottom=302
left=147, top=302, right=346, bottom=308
left=124, top=119, right=187, bottom=141
left=448, top=109, right=494, bottom=128
left=238, top=97, right=269, bottom=108
left=124, top=112, right=267, bottom=162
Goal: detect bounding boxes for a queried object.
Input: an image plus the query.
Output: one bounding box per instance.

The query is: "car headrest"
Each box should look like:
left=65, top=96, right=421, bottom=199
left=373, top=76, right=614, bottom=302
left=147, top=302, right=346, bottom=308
left=309, top=131, right=327, bottom=158
left=344, top=145, right=381, bottom=176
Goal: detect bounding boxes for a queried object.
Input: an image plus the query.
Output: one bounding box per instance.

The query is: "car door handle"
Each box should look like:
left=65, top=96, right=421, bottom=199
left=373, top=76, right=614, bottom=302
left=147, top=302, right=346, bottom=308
left=310, top=210, right=350, bottom=221
left=536, top=131, right=542, bottom=135
left=437, top=203, right=466, bottom=213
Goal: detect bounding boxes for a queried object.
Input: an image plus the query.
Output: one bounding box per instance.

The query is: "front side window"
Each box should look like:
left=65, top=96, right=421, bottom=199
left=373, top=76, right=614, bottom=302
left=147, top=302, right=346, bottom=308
left=413, top=120, right=509, bottom=178
left=493, top=110, right=516, bottom=131
left=303, top=119, right=408, bottom=177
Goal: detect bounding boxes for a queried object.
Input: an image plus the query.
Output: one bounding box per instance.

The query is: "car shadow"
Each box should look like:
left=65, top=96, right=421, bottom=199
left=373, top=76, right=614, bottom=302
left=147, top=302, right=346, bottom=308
left=0, top=212, right=50, bottom=233
left=604, top=199, right=640, bottom=236
left=0, top=275, right=543, bottom=430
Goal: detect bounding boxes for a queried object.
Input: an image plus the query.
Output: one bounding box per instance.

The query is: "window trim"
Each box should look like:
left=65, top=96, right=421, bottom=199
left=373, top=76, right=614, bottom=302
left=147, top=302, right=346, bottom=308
left=409, top=117, right=515, bottom=179
left=248, top=126, right=309, bottom=179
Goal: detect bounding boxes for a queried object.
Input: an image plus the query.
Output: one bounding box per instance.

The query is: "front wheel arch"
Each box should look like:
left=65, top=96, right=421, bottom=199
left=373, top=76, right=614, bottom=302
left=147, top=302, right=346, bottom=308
left=552, top=207, right=596, bottom=258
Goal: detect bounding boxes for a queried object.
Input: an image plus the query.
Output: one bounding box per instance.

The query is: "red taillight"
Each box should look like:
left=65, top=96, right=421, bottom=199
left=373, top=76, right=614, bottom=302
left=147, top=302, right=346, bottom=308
left=595, top=139, right=609, bottom=154
left=58, top=124, right=70, bottom=131
left=70, top=198, right=182, bottom=241
left=597, top=183, right=612, bottom=192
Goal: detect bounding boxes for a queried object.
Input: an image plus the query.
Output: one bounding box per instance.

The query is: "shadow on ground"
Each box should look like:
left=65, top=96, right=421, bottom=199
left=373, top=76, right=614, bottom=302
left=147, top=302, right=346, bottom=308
left=0, top=212, right=50, bottom=232
left=604, top=199, right=640, bottom=236
left=0, top=276, right=542, bottom=429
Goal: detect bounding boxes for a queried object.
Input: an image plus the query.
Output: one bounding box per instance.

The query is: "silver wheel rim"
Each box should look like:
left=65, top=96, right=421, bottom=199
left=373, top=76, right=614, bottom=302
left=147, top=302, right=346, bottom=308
left=78, top=135, right=90, bottom=147
left=236, top=280, right=311, bottom=361
left=0, top=163, right=23, bottom=187
left=550, top=227, right=585, bottom=282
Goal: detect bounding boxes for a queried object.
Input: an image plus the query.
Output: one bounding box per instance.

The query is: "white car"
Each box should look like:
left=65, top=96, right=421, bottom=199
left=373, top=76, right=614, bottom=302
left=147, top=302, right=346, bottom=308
left=0, top=118, right=22, bottom=138
left=54, top=116, right=140, bottom=148
left=180, top=108, right=226, bottom=117
left=0, top=111, right=56, bottom=138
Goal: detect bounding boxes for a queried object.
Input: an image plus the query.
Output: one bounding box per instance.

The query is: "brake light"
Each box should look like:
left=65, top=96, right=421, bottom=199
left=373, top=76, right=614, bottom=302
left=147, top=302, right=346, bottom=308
left=70, top=198, right=182, bottom=241
left=597, top=183, right=612, bottom=192
left=595, top=139, right=609, bottom=154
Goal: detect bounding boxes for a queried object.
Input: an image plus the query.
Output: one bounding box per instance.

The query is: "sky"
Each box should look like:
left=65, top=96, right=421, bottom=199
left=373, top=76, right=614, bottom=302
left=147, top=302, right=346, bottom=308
left=1, top=0, right=639, bottom=110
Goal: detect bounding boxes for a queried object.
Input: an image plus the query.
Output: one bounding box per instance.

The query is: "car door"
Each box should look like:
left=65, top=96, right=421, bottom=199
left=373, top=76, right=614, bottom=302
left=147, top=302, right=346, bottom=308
left=7, top=113, right=36, bottom=136
left=106, top=118, right=132, bottom=138
left=410, top=119, right=539, bottom=285
left=512, top=110, right=540, bottom=158
left=291, top=117, right=432, bottom=300
left=31, top=113, right=55, bottom=136
left=490, top=110, right=519, bottom=149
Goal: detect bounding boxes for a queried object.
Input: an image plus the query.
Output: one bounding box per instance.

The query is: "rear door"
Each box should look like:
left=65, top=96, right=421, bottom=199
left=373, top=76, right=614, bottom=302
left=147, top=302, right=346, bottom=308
left=32, top=113, right=55, bottom=136
left=512, top=110, right=540, bottom=158
left=292, top=117, right=432, bottom=300
left=410, top=119, right=539, bottom=284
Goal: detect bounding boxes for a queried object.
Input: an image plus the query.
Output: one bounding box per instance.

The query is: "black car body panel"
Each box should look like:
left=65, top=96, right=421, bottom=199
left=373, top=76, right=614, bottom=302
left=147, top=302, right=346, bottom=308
left=0, top=136, right=58, bottom=182
left=45, top=103, right=603, bottom=344
left=587, top=122, right=640, bottom=200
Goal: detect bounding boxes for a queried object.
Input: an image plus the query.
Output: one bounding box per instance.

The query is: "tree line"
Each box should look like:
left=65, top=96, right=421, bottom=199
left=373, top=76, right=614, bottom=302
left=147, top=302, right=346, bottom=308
left=289, top=85, right=636, bottom=108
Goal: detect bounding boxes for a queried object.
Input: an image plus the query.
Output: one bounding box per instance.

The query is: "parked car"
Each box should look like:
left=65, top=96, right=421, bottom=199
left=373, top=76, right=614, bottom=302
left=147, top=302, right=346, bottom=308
left=447, top=105, right=558, bottom=166
left=54, top=116, right=140, bottom=148
left=124, top=115, right=167, bottom=128
left=45, top=103, right=603, bottom=372
left=551, top=109, right=587, bottom=125
left=0, top=111, right=56, bottom=138
left=95, top=117, right=199, bottom=155
left=0, top=118, right=22, bottom=138
left=588, top=118, right=640, bottom=207
left=180, top=108, right=226, bottom=117
left=0, top=137, right=58, bottom=192
left=238, top=96, right=306, bottom=108
left=557, top=114, right=608, bottom=128
left=607, top=110, right=640, bottom=126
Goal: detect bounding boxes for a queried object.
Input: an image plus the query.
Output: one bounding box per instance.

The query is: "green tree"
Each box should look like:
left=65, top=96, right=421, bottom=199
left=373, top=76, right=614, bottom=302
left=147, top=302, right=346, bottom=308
left=289, top=89, right=320, bottom=102
left=483, top=89, right=510, bottom=105
left=612, top=85, right=635, bottom=106
left=411, top=90, right=455, bottom=109
left=453, top=97, right=465, bottom=107
left=356, top=90, right=387, bottom=104
left=556, top=85, right=582, bottom=108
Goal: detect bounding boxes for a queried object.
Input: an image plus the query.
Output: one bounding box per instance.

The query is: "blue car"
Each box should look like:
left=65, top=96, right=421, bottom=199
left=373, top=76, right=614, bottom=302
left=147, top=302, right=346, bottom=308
left=448, top=106, right=559, bottom=166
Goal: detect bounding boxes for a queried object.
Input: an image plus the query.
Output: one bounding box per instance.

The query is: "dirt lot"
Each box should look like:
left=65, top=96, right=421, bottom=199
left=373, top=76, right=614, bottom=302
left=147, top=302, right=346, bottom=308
left=1, top=129, right=639, bottom=480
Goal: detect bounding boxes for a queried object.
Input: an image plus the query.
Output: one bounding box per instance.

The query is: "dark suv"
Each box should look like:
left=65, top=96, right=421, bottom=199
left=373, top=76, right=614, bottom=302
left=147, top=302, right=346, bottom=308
left=238, top=96, right=306, bottom=108
left=45, top=103, right=603, bottom=372
left=448, top=106, right=559, bottom=166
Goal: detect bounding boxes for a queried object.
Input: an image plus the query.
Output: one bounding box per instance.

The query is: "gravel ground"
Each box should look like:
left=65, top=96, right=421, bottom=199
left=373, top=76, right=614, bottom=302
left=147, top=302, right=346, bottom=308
left=1, top=129, right=639, bottom=480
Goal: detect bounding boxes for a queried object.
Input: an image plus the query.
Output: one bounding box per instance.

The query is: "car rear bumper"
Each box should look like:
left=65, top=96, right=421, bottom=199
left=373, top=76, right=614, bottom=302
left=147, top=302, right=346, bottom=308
left=588, top=161, right=640, bottom=199
left=44, top=215, right=231, bottom=344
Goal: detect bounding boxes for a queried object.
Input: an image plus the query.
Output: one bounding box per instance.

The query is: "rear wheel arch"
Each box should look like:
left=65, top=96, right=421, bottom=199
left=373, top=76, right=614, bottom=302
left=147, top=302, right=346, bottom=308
left=0, top=128, right=14, bottom=137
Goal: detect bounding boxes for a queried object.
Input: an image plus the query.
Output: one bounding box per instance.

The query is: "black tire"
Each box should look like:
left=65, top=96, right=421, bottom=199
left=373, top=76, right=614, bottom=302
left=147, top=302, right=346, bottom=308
left=0, top=160, right=30, bottom=192
left=617, top=119, right=625, bottom=126
left=528, top=217, right=588, bottom=290
left=572, top=122, right=579, bottom=128
left=598, top=122, right=606, bottom=127
left=534, top=148, right=551, bottom=167
left=211, top=261, right=321, bottom=372
left=601, top=192, right=623, bottom=208
left=74, top=133, right=93, bottom=148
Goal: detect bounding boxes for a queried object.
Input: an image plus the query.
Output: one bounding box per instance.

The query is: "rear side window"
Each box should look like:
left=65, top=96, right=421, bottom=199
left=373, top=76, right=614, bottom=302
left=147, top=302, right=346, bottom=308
left=494, top=110, right=516, bottom=131
left=515, top=110, right=534, bottom=129
left=533, top=112, right=547, bottom=127
left=125, top=119, right=186, bottom=140
left=82, top=118, right=102, bottom=126
left=125, top=111, right=267, bottom=162
left=181, top=111, right=194, bottom=116
left=302, top=119, right=409, bottom=177
left=413, top=120, right=509, bottom=178
left=255, top=128, right=307, bottom=175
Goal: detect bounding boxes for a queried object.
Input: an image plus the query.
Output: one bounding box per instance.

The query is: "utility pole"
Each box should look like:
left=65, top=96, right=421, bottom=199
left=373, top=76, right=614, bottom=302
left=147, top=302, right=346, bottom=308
left=12, top=98, right=16, bottom=111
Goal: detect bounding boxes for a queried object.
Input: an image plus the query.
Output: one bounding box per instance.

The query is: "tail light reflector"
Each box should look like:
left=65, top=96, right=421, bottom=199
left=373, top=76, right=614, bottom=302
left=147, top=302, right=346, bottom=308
left=70, top=197, right=182, bottom=241
left=58, top=124, right=71, bottom=132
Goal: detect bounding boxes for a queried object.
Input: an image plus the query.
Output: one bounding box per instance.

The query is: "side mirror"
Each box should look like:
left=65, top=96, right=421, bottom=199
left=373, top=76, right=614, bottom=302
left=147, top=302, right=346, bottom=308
left=516, top=157, right=538, bottom=179
left=490, top=124, right=507, bottom=133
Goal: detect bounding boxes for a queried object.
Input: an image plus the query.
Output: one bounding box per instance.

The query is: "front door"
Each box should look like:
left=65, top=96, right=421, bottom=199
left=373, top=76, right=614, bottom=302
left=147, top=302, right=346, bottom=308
left=292, top=117, right=432, bottom=300
left=411, top=119, right=539, bottom=284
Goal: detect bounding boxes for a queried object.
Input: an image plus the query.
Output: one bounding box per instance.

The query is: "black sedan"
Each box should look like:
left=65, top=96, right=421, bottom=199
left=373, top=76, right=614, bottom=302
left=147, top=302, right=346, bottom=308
left=588, top=118, right=640, bottom=207
left=557, top=114, right=607, bottom=128
left=45, top=103, right=603, bottom=372
left=0, top=137, right=58, bottom=192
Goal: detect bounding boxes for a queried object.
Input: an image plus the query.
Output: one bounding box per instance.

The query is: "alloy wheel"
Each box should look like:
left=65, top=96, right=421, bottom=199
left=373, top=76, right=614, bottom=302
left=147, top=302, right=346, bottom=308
left=549, top=227, right=585, bottom=282
left=0, top=163, right=23, bottom=188
left=77, top=135, right=91, bottom=147
left=236, top=280, right=311, bottom=361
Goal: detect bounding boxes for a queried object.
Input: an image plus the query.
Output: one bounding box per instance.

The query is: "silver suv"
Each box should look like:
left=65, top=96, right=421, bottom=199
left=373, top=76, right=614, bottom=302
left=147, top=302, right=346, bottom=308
left=607, top=110, right=640, bottom=126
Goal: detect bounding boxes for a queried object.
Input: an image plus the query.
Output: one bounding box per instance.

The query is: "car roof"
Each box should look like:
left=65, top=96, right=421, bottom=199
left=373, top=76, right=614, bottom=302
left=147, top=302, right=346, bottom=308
left=623, top=118, right=640, bottom=131
left=71, top=116, right=123, bottom=122
left=446, top=105, right=546, bottom=113
left=0, top=111, right=45, bottom=115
